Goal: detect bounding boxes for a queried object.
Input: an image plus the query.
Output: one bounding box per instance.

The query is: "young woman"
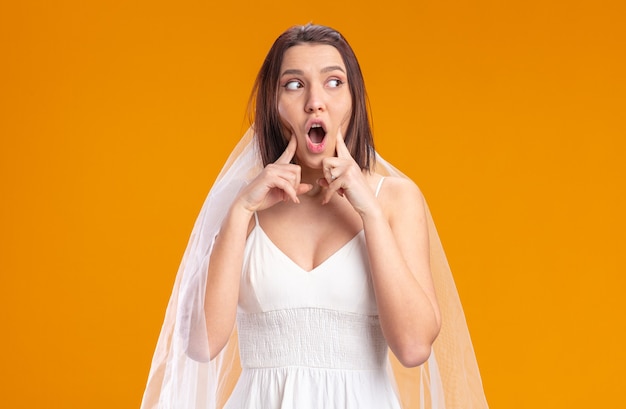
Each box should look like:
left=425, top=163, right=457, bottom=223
left=141, top=24, right=488, bottom=409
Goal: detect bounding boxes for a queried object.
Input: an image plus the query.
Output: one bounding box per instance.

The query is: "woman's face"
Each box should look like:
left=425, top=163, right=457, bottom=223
left=277, top=43, right=352, bottom=170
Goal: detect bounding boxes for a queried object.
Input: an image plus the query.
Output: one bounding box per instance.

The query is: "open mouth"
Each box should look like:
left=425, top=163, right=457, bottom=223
left=308, top=123, right=327, bottom=144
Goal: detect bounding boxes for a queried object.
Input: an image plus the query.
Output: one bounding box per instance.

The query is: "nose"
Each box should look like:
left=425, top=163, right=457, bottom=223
left=305, top=84, right=326, bottom=113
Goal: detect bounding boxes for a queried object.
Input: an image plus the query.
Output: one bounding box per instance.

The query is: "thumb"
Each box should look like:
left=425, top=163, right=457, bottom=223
left=296, top=183, right=314, bottom=195
left=317, top=178, right=329, bottom=189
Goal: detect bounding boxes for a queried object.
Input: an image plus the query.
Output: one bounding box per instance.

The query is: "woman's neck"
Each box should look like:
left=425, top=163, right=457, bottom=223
left=300, top=167, right=323, bottom=183
left=299, top=165, right=325, bottom=197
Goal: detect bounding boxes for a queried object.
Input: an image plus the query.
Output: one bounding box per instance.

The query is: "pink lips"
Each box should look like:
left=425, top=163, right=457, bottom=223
left=306, top=136, right=326, bottom=153
left=305, top=120, right=327, bottom=154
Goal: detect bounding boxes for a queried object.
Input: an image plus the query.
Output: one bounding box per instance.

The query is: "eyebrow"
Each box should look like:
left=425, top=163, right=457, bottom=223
left=280, top=65, right=346, bottom=77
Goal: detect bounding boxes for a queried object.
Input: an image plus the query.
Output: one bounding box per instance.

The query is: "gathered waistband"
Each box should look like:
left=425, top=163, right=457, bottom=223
left=237, top=308, right=388, bottom=370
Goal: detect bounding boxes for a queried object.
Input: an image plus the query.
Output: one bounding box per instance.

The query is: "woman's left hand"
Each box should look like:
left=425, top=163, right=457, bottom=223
left=319, top=130, right=380, bottom=216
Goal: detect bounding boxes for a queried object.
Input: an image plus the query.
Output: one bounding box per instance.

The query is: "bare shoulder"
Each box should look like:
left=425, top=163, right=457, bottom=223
left=379, top=176, right=424, bottom=206
left=375, top=176, right=427, bottom=226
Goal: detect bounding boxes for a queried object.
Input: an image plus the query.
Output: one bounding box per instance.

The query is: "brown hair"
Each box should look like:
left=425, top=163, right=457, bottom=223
left=250, top=24, right=375, bottom=171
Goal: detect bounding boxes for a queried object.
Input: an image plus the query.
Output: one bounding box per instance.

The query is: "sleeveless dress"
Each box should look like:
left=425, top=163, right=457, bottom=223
left=223, top=178, right=401, bottom=409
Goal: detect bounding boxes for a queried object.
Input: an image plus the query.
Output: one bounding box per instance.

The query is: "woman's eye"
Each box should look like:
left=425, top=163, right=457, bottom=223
left=327, top=79, right=343, bottom=88
left=284, top=80, right=303, bottom=90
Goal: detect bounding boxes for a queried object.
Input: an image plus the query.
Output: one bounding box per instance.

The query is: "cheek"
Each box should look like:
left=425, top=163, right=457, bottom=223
left=277, top=97, right=294, bottom=120
left=276, top=106, right=294, bottom=140
left=277, top=103, right=294, bottom=127
left=341, top=108, right=352, bottom=124
left=339, top=103, right=352, bottom=128
left=339, top=95, right=353, bottom=122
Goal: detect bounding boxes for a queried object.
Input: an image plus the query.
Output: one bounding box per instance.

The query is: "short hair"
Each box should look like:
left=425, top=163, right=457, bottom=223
left=250, top=24, right=375, bottom=171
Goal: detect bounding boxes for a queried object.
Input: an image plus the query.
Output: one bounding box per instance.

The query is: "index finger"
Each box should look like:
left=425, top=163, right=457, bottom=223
left=275, top=135, right=297, bottom=164
left=335, top=128, right=352, bottom=159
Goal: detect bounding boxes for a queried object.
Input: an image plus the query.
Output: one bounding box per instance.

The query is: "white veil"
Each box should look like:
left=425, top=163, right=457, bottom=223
left=140, top=127, right=489, bottom=409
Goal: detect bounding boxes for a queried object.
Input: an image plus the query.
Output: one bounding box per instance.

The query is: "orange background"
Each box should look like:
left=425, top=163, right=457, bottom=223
left=1, top=1, right=624, bottom=408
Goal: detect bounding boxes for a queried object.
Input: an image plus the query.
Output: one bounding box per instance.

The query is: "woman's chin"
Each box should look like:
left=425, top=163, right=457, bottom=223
left=295, top=154, right=326, bottom=172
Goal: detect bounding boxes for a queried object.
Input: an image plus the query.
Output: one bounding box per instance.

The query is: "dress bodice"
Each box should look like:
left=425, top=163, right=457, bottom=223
left=225, top=178, right=401, bottom=409
left=239, top=223, right=378, bottom=315
left=237, top=222, right=387, bottom=370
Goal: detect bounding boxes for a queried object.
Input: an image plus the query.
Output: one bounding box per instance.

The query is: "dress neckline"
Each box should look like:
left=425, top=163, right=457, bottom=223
left=253, top=223, right=364, bottom=274
left=251, top=176, right=384, bottom=273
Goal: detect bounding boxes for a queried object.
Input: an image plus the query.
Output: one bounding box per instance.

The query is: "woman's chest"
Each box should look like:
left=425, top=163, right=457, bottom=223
left=238, top=226, right=379, bottom=315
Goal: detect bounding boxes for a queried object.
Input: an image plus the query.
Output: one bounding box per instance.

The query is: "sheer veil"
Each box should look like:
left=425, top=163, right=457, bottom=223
left=140, top=127, right=489, bottom=409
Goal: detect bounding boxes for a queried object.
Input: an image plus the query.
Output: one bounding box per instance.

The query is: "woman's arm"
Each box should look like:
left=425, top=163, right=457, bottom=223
left=362, top=177, right=441, bottom=368
left=322, top=133, right=440, bottom=367
left=204, top=203, right=252, bottom=360
left=204, top=137, right=311, bottom=359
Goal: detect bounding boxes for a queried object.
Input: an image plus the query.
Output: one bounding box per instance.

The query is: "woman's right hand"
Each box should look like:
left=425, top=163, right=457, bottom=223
left=205, top=137, right=309, bottom=360
left=236, top=136, right=312, bottom=213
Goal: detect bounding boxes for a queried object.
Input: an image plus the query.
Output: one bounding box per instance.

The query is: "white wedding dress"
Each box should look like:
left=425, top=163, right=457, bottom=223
left=224, top=181, right=401, bottom=409
left=141, top=131, right=489, bottom=409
